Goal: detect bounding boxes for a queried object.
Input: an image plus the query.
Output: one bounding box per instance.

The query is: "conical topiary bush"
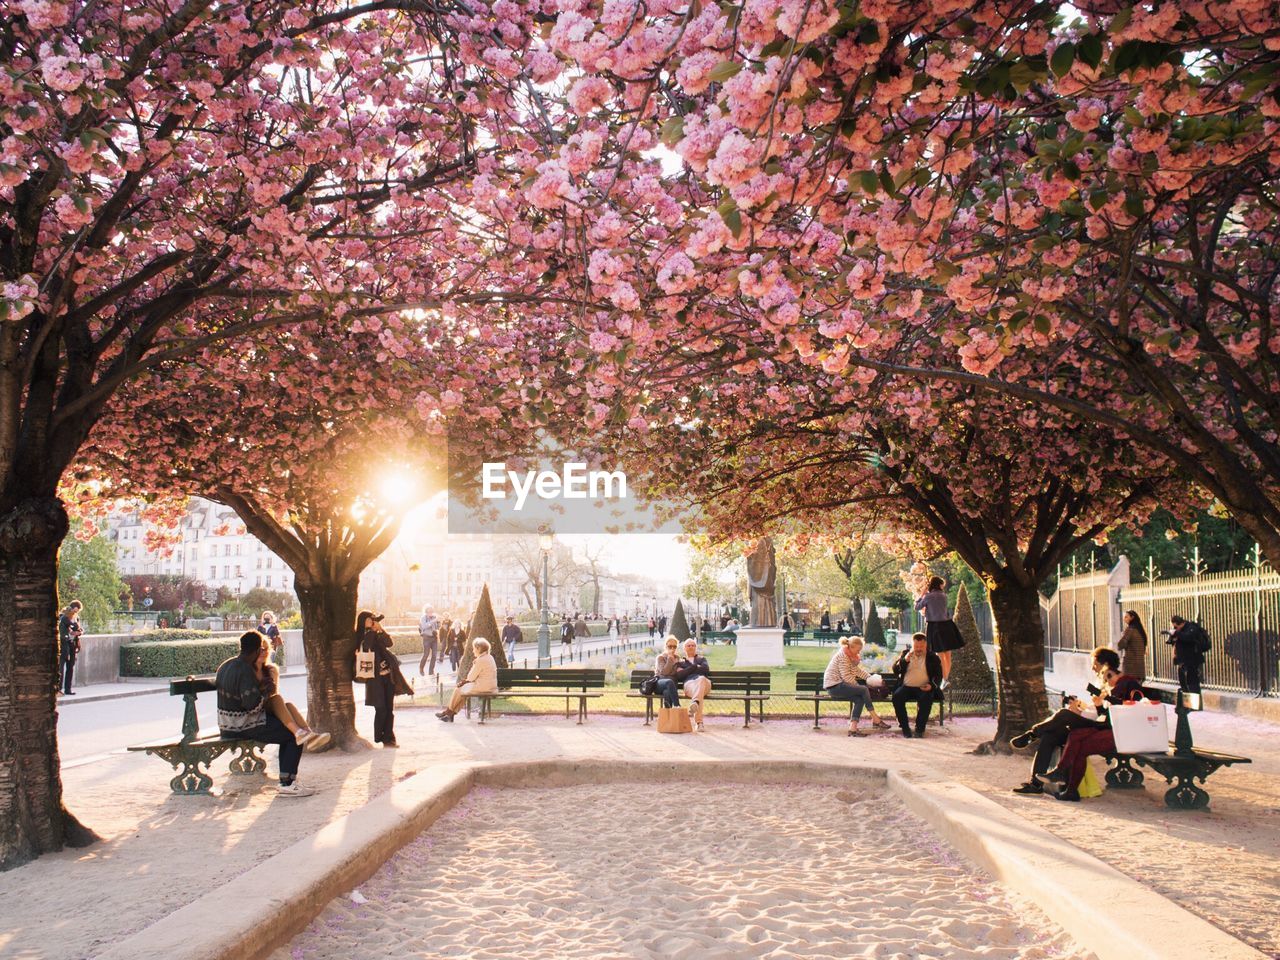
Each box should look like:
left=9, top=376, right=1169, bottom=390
left=455, top=583, right=506, bottom=682
left=669, top=598, right=691, bottom=643
left=864, top=602, right=886, bottom=650
left=950, top=581, right=994, bottom=697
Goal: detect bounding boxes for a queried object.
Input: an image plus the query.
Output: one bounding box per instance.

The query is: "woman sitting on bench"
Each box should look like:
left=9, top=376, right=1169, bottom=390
left=823, top=635, right=890, bottom=736
left=437, top=637, right=498, bottom=722
left=255, top=642, right=330, bottom=751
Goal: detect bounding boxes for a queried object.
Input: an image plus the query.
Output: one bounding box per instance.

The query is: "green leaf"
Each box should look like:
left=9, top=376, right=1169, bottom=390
left=1108, top=6, right=1133, bottom=34
left=859, top=170, right=879, bottom=193
left=660, top=116, right=685, bottom=147
left=878, top=167, right=895, bottom=196
left=718, top=199, right=743, bottom=237
left=1050, top=42, right=1075, bottom=78
left=1034, top=315, right=1051, bottom=335
left=1077, top=33, right=1103, bottom=69
left=708, top=60, right=743, bottom=84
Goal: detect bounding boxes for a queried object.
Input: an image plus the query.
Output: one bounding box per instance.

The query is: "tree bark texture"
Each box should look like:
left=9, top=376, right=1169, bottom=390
left=980, top=578, right=1050, bottom=753
left=294, top=579, right=363, bottom=750
left=0, top=497, right=97, bottom=869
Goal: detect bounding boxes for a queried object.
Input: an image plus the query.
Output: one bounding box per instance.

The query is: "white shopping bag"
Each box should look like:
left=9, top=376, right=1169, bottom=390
left=1109, top=700, right=1169, bottom=753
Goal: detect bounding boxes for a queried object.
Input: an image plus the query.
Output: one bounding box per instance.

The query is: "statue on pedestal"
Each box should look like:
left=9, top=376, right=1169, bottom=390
left=746, top=537, right=777, bottom=628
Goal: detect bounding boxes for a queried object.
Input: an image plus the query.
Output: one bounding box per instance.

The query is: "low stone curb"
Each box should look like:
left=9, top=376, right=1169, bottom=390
left=94, top=758, right=1266, bottom=960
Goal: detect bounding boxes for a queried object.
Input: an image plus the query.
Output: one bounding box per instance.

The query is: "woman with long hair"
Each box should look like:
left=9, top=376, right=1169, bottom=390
left=356, top=610, right=411, bottom=747
left=1116, top=610, right=1149, bottom=682
left=914, top=576, right=965, bottom=682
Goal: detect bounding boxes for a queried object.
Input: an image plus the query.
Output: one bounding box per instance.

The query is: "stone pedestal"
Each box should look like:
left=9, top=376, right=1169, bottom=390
left=733, top=627, right=786, bottom=667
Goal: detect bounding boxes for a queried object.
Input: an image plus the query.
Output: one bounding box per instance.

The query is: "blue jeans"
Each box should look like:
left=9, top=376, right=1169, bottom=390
left=655, top=677, right=680, bottom=708
left=825, top=682, right=872, bottom=720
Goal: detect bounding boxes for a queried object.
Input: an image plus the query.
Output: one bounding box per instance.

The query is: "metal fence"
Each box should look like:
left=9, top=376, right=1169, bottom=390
left=1042, top=548, right=1280, bottom=697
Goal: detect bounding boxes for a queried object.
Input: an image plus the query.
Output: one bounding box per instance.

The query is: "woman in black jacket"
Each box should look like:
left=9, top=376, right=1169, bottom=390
left=357, top=611, right=411, bottom=747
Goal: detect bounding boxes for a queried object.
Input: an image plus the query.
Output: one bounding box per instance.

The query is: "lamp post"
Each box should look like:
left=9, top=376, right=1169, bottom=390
left=537, top=531, right=553, bottom=667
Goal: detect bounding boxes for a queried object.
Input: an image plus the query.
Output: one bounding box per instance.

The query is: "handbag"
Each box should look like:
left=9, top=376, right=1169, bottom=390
left=657, top=706, right=692, bottom=734
left=1109, top=698, right=1168, bottom=753
left=639, top=675, right=660, bottom=696
left=1078, top=763, right=1104, bottom=799
left=353, top=642, right=376, bottom=683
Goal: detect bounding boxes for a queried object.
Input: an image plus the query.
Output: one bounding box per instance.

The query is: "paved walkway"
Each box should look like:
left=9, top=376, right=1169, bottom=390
left=6, top=702, right=1279, bottom=960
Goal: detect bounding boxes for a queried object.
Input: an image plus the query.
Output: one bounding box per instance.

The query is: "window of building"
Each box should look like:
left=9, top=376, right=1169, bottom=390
left=210, top=566, right=217, bottom=579
left=265, top=575, right=272, bottom=587
left=223, top=565, right=230, bottom=579
left=235, top=565, right=242, bottom=578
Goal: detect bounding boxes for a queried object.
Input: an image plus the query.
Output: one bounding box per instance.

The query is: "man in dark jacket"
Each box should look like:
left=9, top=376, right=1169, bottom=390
left=216, top=631, right=309, bottom=795
left=501, top=617, right=522, bottom=663
left=891, top=633, right=943, bottom=738
left=1166, top=615, right=1206, bottom=693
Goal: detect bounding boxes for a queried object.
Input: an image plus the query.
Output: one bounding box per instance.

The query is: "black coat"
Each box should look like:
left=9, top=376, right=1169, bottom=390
left=360, top=629, right=412, bottom=706
left=892, top=649, right=943, bottom=689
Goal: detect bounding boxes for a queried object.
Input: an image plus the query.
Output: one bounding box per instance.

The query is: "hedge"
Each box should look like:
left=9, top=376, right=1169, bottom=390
left=121, top=634, right=240, bottom=678
left=131, top=628, right=215, bottom=644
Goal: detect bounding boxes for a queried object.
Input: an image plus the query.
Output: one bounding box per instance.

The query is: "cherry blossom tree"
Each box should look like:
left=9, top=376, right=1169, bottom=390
left=0, top=0, right=563, bottom=866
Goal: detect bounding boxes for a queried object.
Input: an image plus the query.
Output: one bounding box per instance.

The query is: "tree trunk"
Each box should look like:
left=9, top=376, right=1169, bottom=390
left=0, top=497, right=97, bottom=869
left=293, top=579, right=365, bottom=751
left=977, top=578, right=1049, bottom=755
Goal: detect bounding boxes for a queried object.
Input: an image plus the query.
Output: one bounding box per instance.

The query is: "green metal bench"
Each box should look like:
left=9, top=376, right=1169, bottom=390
left=1102, top=688, right=1250, bottom=809
left=794, top=670, right=943, bottom=730
left=126, top=676, right=268, bottom=795
left=627, top=669, right=771, bottom=727
left=699, top=630, right=737, bottom=644
left=465, top=668, right=606, bottom=724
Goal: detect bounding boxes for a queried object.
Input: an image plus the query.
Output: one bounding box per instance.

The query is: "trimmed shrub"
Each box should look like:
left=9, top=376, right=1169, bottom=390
left=864, top=604, right=886, bottom=649
left=121, top=635, right=239, bottom=677
left=133, top=628, right=216, bottom=644
left=457, top=583, right=505, bottom=678
left=951, top=582, right=995, bottom=697
left=669, top=599, right=691, bottom=642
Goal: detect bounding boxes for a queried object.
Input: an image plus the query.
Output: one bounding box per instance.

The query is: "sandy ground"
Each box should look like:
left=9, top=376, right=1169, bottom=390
left=1, top=702, right=1277, bottom=960
left=270, top=781, right=1093, bottom=960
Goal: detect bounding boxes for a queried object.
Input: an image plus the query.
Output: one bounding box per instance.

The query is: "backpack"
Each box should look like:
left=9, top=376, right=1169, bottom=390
left=1193, top=623, right=1212, bottom=656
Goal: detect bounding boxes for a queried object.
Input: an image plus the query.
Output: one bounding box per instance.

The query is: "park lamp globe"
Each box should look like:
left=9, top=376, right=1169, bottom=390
left=539, top=531, right=553, bottom=553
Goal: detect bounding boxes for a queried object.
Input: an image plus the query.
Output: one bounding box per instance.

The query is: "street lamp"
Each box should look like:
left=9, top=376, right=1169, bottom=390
left=537, top=530, right=553, bottom=667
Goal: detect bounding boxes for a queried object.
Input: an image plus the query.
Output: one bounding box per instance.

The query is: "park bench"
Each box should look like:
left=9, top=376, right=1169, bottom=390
left=782, top=630, right=807, bottom=644
left=127, top=676, right=268, bottom=795
left=464, top=668, right=606, bottom=724
left=794, top=671, right=944, bottom=730
left=699, top=630, right=737, bottom=644
left=627, top=669, right=771, bottom=727
left=1101, top=688, right=1251, bottom=809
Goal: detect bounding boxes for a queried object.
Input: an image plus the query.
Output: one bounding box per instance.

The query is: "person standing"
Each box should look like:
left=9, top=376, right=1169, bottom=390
left=357, top=611, right=411, bottom=748
left=574, top=613, right=590, bottom=646
left=501, top=616, right=522, bottom=664
left=449, top=618, right=467, bottom=672
left=560, top=616, right=574, bottom=649
left=258, top=610, right=283, bottom=668
left=58, top=600, right=83, bottom=695
left=657, top=613, right=667, bottom=635
left=914, top=577, right=965, bottom=683
left=890, top=633, right=943, bottom=738
left=647, top=616, right=656, bottom=638
left=418, top=605, right=441, bottom=677
left=820, top=610, right=831, bottom=630
left=1116, top=610, right=1148, bottom=682
left=1166, top=615, right=1207, bottom=693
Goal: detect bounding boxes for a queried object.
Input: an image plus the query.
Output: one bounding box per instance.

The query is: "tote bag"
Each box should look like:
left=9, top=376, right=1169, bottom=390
left=657, top=706, right=692, bottom=734
left=1110, top=700, right=1168, bottom=754
left=353, top=643, right=376, bottom=683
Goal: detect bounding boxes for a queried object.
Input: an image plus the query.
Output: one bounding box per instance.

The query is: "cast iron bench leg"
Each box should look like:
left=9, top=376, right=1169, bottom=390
left=1105, top=756, right=1145, bottom=788
left=228, top=742, right=267, bottom=775
left=1165, top=775, right=1210, bottom=810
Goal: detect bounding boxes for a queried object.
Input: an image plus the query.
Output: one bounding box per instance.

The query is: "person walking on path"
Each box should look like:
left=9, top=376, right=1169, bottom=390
left=891, top=633, right=943, bottom=738
left=418, top=605, right=441, bottom=676
left=437, top=637, right=498, bottom=722
left=1116, top=610, right=1148, bottom=682
left=258, top=611, right=283, bottom=668
left=914, top=577, right=965, bottom=684
left=501, top=616, right=522, bottom=664
left=448, top=618, right=467, bottom=672
left=216, top=632, right=311, bottom=795
left=357, top=611, right=412, bottom=748
left=1166, top=614, right=1207, bottom=694
left=560, top=616, right=575, bottom=650
left=58, top=600, right=83, bottom=695
left=823, top=636, right=890, bottom=736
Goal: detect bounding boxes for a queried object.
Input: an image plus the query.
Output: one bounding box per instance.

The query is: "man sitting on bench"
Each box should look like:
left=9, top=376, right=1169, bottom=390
left=1037, top=647, right=1143, bottom=802
left=216, top=632, right=312, bottom=796
left=1009, top=645, right=1140, bottom=796
left=891, top=633, right=942, bottom=738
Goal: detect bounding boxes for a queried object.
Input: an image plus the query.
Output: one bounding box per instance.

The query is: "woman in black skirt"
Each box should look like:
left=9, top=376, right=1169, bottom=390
left=915, top=576, right=965, bottom=683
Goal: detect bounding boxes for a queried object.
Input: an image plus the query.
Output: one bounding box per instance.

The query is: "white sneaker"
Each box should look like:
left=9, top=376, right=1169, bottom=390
left=688, top=701, right=698, bottom=720
left=304, top=731, right=331, bottom=752
left=294, top=729, right=314, bottom=747
left=277, top=781, right=315, bottom=797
